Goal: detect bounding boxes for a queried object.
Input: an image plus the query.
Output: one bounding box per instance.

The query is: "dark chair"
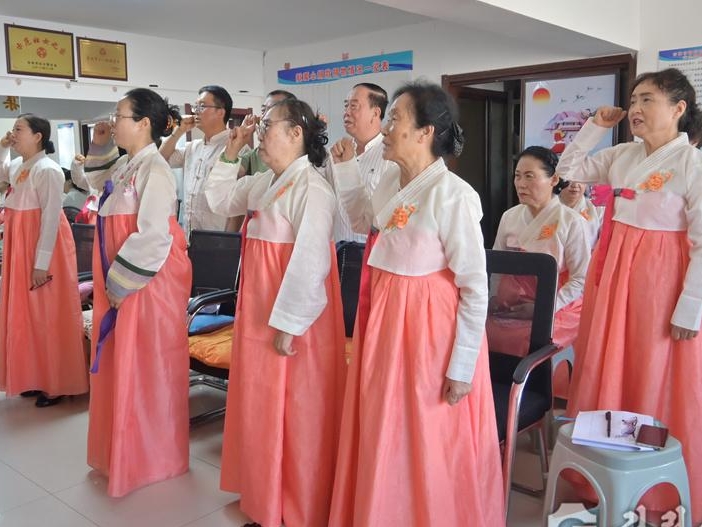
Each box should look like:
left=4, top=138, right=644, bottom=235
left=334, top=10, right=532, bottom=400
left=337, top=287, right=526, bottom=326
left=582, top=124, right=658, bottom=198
left=63, top=206, right=81, bottom=224
left=336, top=241, right=365, bottom=338
left=70, top=222, right=94, bottom=282
left=187, top=229, right=242, bottom=426
left=485, top=249, right=559, bottom=518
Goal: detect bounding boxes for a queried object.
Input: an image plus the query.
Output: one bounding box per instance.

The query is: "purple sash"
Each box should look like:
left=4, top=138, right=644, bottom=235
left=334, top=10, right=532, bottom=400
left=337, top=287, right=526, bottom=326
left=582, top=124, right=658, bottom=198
left=90, top=180, right=116, bottom=374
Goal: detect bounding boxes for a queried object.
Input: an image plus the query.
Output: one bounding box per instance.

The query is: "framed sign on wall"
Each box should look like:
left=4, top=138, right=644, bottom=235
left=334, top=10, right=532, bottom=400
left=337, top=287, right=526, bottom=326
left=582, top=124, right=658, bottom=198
left=4, top=24, right=75, bottom=79
left=77, top=37, right=127, bottom=81
left=523, top=73, right=618, bottom=155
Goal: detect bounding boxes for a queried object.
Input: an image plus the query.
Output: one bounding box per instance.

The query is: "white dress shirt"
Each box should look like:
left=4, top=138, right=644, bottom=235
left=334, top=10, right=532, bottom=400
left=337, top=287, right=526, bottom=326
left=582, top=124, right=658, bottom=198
left=166, top=129, right=230, bottom=238
left=329, top=133, right=392, bottom=243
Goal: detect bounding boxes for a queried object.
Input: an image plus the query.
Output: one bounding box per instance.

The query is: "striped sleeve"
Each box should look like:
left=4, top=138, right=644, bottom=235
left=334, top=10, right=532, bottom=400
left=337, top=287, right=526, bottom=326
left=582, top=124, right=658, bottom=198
left=106, top=254, right=157, bottom=298
left=105, top=156, right=175, bottom=299
left=85, top=141, right=120, bottom=192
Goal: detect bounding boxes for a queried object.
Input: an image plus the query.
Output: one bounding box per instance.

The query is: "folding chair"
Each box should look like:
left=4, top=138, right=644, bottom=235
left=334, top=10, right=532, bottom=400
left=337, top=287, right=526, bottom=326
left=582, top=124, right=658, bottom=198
left=70, top=222, right=95, bottom=313
left=63, top=205, right=82, bottom=224
left=71, top=222, right=95, bottom=280
left=485, top=249, right=559, bottom=519
left=187, top=229, right=241, bottom=426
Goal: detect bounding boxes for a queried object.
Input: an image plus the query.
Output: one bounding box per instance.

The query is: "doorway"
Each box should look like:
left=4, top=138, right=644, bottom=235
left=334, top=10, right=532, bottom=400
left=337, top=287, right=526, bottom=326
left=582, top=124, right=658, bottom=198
left=455, top=84, right=519, bottom=247
left=443, top=53, right=636, bottom=247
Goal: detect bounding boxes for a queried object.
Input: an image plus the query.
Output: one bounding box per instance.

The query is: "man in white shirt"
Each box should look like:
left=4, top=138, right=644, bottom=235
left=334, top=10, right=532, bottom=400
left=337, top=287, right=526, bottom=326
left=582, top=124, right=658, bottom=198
left=160, top=85, right=234, bottom=239
left=325, top=83, right=391, bottom=337
left=332, top=82, right=392, bottom=243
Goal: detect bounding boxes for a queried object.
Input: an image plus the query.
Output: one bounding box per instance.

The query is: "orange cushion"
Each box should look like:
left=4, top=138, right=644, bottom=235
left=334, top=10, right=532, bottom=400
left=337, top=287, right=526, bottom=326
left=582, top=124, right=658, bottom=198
left=188, top=325, right=233, bottom=369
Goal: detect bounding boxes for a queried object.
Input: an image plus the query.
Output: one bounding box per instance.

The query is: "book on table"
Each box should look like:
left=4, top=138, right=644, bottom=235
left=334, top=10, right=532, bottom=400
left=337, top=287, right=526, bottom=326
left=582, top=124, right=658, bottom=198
left=571, top=410, right=656, bottom=451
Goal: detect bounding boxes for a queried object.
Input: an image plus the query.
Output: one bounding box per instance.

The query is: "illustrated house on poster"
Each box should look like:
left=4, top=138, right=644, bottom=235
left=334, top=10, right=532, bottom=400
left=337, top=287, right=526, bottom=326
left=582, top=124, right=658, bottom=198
left=523, top=73, right=617, bottom=155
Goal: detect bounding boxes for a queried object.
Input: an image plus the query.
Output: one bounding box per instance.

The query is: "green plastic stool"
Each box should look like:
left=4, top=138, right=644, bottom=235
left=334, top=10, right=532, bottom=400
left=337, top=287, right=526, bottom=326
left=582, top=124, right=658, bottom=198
left=543, top=422, right=692, bottom=527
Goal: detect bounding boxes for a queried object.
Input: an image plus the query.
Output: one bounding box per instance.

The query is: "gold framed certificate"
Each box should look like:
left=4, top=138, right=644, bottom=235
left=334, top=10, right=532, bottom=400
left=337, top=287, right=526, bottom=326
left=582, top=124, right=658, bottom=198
left=4, top=24, right=75, bottom=79
left=77, top=37, right=127, bottom=81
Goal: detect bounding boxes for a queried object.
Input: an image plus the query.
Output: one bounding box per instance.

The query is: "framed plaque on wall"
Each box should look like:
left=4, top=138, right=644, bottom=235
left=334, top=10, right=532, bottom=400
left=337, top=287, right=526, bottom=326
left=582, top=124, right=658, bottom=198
left=4, top=24, right=75, bottom=79
left=77, top=37, right=127, bottom=81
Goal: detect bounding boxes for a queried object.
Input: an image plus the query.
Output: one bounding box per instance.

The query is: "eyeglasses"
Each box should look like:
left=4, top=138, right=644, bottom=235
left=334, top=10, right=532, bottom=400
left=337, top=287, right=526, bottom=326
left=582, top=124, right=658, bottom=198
left=257, top=118, right=295, bottom=136
left=109, top=113, right=138, bottom=125
left=191, top=103, right=222, bottom=114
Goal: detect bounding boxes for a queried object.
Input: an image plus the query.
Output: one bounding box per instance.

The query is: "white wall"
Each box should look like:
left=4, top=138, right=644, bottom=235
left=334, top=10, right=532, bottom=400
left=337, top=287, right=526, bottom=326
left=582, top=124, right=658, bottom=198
left=264, top=20, right=627, bottom=142
left=637, top=0, right=702, bottom=74
left=0, top=15, right=264, bottom=110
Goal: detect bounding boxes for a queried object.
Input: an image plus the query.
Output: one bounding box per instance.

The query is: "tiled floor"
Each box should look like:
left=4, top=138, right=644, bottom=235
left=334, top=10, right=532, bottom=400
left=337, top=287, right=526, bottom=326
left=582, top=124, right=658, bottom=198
left=0, top=386, right=546, bottom=527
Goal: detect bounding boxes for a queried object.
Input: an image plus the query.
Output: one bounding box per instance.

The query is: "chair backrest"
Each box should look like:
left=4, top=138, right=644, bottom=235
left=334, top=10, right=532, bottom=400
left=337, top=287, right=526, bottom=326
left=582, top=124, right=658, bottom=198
left=71, top=222, right=95, bottom=275
left=188, top=230, right=242, bottom=297
left=63, top=206, right=81, bottom=224
left=486, top=249, right=557, bottom=348
left=336, top=241, right=365, bottom=338
left=485, top=249, right=558, bottom=396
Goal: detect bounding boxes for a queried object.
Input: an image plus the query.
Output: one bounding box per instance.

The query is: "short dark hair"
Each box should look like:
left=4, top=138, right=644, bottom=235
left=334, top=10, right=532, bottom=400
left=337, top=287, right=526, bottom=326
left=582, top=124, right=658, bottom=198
left=516, top=145, right=569, bottom=194
left=267, top=89, right=297, bottom=101
left=18, top=113, right=54, bottom=154
left=124, top=88, right=181, bottom=145
left=633, top=68, right=701, bottom=136
left=354, top=82, right=388, bottom=119
left=392, top=81, right=464, bottom=157
left=198, top=85, right=233, bottom=125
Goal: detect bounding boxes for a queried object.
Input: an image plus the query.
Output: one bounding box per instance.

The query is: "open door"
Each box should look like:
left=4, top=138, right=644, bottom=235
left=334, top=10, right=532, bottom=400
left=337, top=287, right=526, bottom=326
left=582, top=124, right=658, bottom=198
left=452, top=86, right=514, bottom=248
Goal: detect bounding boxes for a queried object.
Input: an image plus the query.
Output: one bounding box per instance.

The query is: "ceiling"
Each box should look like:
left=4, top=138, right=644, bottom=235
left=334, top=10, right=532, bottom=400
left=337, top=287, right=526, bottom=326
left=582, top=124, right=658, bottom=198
left=0, top=0, right=633, bottom=79
left=0, top=0, right=430, bottom=51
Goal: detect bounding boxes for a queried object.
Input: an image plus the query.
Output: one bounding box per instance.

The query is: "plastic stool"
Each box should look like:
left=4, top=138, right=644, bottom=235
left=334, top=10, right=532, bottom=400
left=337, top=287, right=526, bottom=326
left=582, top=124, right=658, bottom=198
left=543, top=422, right=692, bottom=527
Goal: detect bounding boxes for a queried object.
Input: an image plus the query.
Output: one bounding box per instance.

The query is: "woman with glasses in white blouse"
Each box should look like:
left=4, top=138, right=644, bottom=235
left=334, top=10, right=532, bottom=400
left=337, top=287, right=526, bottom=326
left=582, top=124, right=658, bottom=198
left=205, top=98, right=346, bottom=527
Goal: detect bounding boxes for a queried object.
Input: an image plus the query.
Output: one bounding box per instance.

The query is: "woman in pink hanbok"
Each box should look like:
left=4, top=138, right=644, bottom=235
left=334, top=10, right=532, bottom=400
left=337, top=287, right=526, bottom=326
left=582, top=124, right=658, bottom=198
left=205, top=99, right=346, bottom=527
left=0, top=114, right=87, bottom=406
left=559, top=180, right=601, bottom=249
left=85, top=89, right=191, bottom=498
left=328, top=81, right=505, bottom=526
left=561, top=68, right=702, bottom=523
left=487, top=146, right=590, bottom=398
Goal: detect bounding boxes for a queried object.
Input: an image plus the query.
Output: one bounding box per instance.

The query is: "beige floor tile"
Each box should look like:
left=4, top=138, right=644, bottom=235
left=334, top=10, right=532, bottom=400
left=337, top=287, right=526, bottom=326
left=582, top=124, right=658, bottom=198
left=1, top=384, right=550, bottom=527
left=180, top=502, right=252, bottom=527
left=0, top=460, right=49, bottom=513
left=0, top=494, right=97, bottom=526
left=190, top=418, right=225, bottom=469
left=508, top=491, right=544, bottom=526
left=55, top=457, right=234, bottom=527
left=0, top=393, right=92, bottom=493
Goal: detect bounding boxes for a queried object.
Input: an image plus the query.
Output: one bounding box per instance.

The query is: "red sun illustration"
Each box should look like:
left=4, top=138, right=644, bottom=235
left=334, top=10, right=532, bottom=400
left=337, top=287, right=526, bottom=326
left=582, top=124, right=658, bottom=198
left=532, top=87, right=550, bottom=103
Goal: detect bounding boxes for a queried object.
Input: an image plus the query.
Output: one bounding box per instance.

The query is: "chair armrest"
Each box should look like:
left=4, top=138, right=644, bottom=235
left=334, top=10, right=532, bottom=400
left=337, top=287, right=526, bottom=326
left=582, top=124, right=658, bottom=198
left=78, top=271, right=93, bottom=282
left=187, top=289, right=237, bottom=315
left=512, top=343, right=559, bottom=385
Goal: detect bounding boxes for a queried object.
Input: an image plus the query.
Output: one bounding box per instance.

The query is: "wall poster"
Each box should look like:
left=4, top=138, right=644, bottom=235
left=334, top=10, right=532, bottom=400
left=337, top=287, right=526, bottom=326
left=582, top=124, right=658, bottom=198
left=523, top=73, right=617, bottom=155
